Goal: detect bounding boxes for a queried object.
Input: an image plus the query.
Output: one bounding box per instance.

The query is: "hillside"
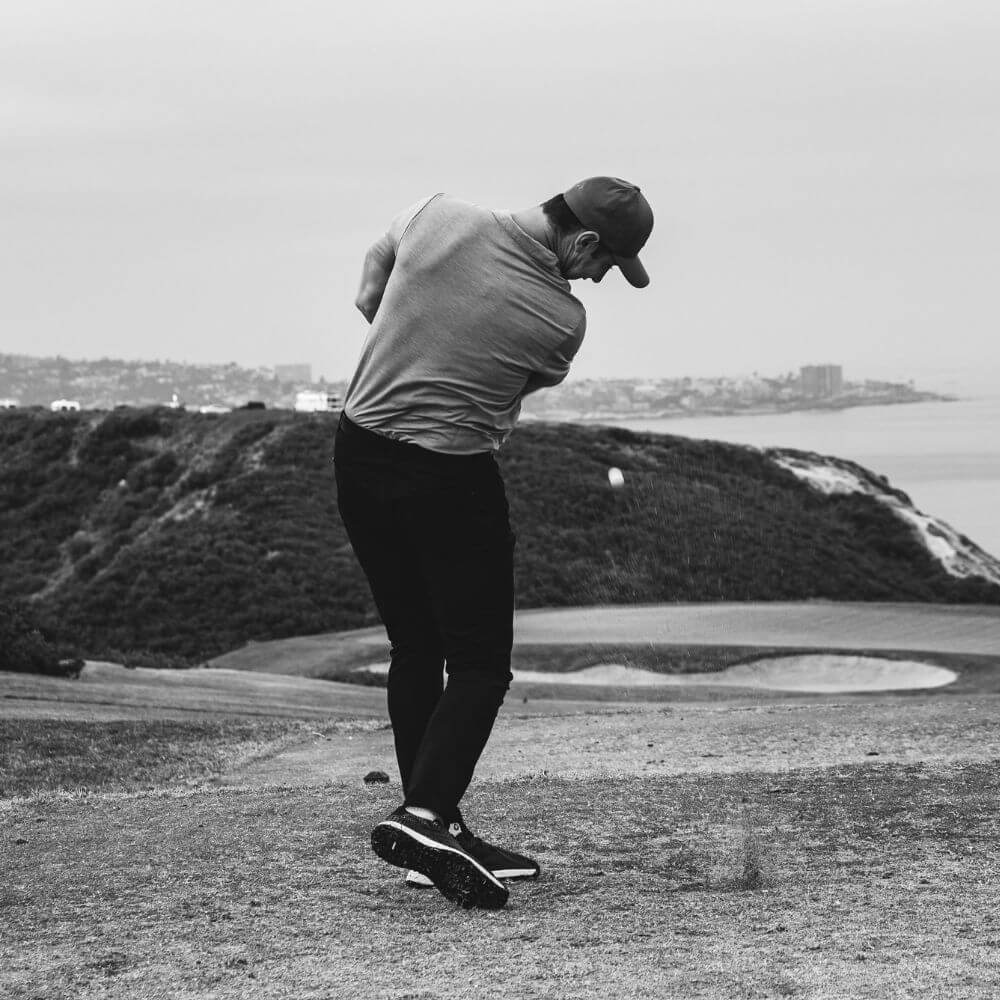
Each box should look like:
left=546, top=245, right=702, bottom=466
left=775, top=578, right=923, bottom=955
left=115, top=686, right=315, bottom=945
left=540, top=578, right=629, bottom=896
left=1, top=408, right=997, bottom=663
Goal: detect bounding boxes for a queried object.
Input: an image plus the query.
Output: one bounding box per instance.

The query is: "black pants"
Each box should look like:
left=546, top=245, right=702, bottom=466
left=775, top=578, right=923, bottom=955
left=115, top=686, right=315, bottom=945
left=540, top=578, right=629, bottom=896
left=333, top=414, right=515, bottom=821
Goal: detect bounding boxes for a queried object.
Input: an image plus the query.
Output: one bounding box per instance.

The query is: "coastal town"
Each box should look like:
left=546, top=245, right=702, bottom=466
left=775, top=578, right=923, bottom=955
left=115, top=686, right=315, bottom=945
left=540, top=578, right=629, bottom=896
left=519, top=365, right=949, bottom=421
left=0, top=354, right=948, bottom=418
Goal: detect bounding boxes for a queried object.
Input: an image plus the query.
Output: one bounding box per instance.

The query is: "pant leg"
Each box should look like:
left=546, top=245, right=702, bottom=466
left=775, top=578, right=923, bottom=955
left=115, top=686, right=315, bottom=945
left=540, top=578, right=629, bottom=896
left=333, top=439, right=446, bottom=796
left=399, top=457, right=515, bottom=819
left=334, top=416, right=515, bottom=821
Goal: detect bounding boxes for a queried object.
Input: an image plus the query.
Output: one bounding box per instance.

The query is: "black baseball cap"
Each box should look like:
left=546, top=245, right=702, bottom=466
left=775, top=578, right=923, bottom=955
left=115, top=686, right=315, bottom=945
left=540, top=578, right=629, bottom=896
left=563, top=176, right=654, bottom=288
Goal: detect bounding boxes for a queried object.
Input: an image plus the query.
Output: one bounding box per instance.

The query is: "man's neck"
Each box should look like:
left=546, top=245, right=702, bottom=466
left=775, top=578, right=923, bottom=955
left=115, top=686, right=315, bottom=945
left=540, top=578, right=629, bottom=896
left=510, top=206, right=557, bottom=254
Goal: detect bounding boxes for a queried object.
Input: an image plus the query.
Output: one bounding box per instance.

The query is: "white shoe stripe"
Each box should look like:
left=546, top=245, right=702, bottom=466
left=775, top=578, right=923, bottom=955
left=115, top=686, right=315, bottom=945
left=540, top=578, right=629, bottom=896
left=406, top=867, right=535, bottom=884
left=380, top=820, right=505, bottom=888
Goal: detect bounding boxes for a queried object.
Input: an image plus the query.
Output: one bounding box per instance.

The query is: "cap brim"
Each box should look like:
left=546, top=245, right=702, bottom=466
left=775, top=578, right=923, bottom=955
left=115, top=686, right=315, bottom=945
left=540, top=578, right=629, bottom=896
left=614, top=254, right=649, bottom=288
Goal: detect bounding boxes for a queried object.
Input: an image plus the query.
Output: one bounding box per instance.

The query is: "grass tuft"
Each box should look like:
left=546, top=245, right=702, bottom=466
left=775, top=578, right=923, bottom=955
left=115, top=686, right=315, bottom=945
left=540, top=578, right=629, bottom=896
left=737, top=812, right=768, bottom=890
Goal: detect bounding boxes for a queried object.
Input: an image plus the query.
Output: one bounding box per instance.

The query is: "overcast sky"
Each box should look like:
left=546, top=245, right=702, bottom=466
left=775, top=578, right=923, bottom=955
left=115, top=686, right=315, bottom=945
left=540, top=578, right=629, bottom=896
left=3, top=0, right=998, bottom=393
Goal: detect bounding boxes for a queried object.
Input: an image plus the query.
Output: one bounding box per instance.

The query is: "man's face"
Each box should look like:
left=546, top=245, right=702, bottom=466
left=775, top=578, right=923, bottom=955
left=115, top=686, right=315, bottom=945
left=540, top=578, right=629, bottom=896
left=560, top=231, right=616, bottom=283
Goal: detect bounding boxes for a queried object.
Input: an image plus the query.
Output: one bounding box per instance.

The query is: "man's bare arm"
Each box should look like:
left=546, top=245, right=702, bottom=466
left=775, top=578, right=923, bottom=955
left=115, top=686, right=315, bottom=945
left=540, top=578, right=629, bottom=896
left=355, top=235, right=395, bottom=324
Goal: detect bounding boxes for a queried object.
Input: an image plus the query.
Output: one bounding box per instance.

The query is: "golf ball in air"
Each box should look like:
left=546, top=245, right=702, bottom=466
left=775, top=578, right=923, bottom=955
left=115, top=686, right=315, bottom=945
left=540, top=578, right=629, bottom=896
left=608, top=467, right=625, bottom=488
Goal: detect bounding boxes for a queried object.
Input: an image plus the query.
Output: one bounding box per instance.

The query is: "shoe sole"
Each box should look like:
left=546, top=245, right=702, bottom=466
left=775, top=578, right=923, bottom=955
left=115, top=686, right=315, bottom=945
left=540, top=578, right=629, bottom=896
left=406, top=867, right=539, bottom=888
left=371, top=820, right=509, bottom=910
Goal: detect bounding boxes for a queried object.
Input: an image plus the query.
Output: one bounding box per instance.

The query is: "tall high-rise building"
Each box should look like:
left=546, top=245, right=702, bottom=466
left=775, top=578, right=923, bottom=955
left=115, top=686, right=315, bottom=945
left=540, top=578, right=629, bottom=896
left=274, top=363, right=312, bottom=383
left=800, top=364, right=843, bottom=398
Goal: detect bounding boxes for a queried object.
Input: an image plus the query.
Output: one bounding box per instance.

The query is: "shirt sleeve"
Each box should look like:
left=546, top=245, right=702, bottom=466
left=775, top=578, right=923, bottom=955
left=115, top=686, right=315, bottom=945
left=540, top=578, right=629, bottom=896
left=386, top=193, right=440, bottom=251
left=532, top=315, right=587, bottom=387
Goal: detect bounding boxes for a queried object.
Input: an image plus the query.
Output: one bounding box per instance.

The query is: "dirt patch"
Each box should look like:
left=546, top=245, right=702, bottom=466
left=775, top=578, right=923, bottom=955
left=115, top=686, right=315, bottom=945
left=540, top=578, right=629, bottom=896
left=6, top=641, right=1000, bottom=998
left=4, top=764, right=1000, bottom=999
left=216, top=692, right=1000, bottom=790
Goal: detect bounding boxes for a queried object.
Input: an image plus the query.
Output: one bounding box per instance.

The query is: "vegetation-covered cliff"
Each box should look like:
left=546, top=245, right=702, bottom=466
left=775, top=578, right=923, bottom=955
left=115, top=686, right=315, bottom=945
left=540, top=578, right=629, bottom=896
left=2, top=408, right=997, bottom=665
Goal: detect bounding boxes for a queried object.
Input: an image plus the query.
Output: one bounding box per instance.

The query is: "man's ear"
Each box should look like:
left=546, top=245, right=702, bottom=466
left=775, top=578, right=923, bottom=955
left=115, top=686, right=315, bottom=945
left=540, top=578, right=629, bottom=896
left=575, top=230, right=601, bottom=250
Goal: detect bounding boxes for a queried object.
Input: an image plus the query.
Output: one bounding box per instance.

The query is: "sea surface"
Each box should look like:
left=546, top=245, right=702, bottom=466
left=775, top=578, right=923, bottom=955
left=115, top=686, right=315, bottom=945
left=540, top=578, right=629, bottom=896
left=596, top=396, right=1000, bottom=560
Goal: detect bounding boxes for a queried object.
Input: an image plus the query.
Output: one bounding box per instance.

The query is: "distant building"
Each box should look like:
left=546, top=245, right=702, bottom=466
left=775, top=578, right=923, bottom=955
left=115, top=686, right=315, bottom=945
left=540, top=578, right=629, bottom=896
left=0, top=398, right=18, bottom=409
left=800, top=365, right=843, bottom=398
left=50, top=399, right=81, bottom=412
left=275, top=363, right=312, bottom=383
left=198, top=404, right=232, bottom=414
left=294, top=390, right=340, bottom=412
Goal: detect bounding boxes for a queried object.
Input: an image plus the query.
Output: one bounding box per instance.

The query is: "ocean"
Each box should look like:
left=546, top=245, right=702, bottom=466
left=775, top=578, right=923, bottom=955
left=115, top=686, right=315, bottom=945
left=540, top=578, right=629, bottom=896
left=594, top=396, right=1000, bottom=561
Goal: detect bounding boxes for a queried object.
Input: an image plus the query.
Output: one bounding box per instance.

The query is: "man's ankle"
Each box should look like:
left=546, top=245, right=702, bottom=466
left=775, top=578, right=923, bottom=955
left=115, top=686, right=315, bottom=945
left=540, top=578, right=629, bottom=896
left=405, top=805, right=442, bottom=824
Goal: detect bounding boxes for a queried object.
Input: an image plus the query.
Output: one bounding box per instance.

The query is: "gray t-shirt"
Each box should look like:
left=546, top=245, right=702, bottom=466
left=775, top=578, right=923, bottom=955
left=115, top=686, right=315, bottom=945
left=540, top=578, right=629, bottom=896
left=343, top=194, right=587, bottom=454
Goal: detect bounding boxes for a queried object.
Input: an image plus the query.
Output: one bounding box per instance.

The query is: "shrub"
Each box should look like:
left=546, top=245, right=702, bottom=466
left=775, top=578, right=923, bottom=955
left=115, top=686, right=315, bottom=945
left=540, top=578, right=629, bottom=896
left=0, top=601, right=81, bottom=677
left=100, top=648, right=196, bottom=670
left=67, top=534, right=95, bottom=562
left=126, top=451, right=181, bottom=491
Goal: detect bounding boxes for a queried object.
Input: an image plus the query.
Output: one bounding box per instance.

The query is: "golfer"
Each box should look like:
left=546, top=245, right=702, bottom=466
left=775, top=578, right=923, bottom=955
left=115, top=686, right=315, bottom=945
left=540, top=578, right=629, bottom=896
left=334, top=177, right=654, bottom=909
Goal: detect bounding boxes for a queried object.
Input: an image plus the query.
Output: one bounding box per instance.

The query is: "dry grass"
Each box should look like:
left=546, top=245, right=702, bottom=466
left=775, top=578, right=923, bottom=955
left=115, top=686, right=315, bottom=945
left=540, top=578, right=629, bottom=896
left=4, top=763, right=1000, bottom=998
left=4, top=635, right=1000, bottom=999
left=0, top=718, right=333, bottom=797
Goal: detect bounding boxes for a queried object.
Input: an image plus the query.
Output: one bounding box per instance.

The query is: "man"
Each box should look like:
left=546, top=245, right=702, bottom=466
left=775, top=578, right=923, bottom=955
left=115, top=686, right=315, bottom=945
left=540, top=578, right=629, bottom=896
left=334, top=177, right=653, bottom=909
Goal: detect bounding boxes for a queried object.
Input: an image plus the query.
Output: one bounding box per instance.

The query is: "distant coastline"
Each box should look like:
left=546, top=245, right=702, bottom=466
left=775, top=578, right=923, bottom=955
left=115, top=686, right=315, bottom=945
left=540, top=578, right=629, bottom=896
left=0, top=352, right=953, bottom=418
left=528, top=391, right=956, bottom=425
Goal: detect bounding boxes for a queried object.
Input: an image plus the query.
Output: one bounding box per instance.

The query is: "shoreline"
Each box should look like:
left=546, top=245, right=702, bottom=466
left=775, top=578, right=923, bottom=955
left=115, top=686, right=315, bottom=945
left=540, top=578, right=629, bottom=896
left=524, top=394, right=957, bottom=424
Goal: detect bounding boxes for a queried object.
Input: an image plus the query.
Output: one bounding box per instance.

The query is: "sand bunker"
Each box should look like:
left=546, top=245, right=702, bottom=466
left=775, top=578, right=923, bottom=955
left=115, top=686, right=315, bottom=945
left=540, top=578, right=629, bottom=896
left=357, top=655, right=958, bottom=693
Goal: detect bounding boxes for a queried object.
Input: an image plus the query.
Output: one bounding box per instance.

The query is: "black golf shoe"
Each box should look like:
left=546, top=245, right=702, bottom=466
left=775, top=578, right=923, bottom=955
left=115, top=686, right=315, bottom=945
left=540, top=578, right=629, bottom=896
left=405, top=815, right=540, bottom=888
left=371, top=806, right=509, bottom=910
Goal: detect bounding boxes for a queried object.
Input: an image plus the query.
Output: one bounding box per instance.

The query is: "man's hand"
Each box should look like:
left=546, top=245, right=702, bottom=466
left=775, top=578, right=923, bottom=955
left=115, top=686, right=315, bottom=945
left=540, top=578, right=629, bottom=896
left=355, top=235, right=395, bottom=324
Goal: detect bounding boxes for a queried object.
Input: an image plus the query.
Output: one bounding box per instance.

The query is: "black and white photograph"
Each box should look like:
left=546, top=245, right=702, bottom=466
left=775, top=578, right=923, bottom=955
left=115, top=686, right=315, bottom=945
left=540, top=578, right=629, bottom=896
left=2, top=1, right=999, bottom=997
